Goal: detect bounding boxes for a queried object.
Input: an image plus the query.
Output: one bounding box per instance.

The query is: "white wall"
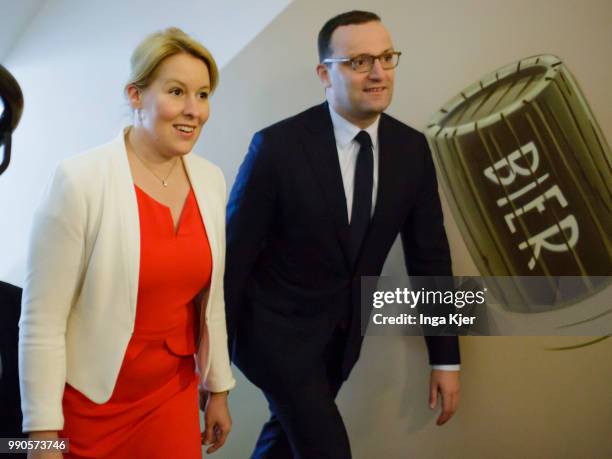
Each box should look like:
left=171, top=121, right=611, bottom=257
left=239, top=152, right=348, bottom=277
left=0, top=0, right=46, bottom=61
left=2, top=1, right=611, bottom=458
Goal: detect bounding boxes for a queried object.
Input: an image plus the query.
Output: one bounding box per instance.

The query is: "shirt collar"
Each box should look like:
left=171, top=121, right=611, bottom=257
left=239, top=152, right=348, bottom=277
left=328, top=104, right=380, bottom=150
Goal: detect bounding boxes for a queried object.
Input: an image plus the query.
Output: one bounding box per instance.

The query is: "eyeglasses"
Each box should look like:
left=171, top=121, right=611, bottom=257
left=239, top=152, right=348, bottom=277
left=323, top=51, right=402, bottom=73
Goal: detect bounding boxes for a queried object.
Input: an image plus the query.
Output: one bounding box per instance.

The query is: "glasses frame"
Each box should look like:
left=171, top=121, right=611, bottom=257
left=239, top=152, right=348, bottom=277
left=323, top=51, right=402, bottom=73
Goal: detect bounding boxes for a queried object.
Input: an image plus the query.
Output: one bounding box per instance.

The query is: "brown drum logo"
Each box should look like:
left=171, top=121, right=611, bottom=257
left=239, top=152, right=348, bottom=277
left=426, top=55, right=611, bottom=311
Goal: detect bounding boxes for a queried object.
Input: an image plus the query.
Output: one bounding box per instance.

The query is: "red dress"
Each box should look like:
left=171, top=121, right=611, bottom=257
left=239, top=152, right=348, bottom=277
left=60, top=186, right=211, bottom=458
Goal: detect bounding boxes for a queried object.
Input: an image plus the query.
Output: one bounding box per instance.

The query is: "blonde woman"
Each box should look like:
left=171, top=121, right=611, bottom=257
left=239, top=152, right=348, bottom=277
left=19, top=28, right=235, bottom=458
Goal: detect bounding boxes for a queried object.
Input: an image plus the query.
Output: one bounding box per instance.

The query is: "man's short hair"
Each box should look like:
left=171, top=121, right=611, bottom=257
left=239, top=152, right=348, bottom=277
left=318, top=10, right=381, bottom=62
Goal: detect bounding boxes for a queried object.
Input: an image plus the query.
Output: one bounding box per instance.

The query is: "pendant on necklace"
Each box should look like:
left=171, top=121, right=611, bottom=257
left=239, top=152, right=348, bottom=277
left=162, top=180, right=168, bottom=187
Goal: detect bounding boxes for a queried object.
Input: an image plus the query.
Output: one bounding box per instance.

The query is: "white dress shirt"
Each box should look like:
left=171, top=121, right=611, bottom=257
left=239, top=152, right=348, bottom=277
left=328, top=105, right=460, bottom=372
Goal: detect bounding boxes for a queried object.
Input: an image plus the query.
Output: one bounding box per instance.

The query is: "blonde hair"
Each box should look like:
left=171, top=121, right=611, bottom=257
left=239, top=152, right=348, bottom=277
left=126, top=27, right=219, bottom=96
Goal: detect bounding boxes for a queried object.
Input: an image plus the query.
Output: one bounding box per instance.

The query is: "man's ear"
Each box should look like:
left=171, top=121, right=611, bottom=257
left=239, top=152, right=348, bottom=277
left=126, top=84, right=143, bottom=110
left=316, top=63, right=332, bottom=89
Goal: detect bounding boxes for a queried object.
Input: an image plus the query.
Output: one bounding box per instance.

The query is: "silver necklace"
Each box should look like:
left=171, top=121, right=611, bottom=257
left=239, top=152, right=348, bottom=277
left=132, top=150, right=179, bottom=187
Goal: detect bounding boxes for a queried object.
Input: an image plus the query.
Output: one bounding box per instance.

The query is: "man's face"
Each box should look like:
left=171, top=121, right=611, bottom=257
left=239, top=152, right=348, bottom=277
left=318, top=21, right=395, bottom=128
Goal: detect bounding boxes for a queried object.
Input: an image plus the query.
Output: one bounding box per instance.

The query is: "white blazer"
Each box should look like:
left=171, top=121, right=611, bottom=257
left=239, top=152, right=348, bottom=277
left=19, top=130, right=236, bottom=432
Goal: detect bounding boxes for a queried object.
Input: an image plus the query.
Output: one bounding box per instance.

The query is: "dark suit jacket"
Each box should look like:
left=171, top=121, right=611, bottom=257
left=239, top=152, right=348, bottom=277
left=226, top=102, right=459, bottom=391
left=0, top=281, right=25, bottom=444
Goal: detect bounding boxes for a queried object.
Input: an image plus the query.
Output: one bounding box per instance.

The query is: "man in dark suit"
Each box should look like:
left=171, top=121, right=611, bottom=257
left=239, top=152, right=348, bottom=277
left=0, top=282, right=24, bottom=441
left=226, top=10, right=460, bottom=458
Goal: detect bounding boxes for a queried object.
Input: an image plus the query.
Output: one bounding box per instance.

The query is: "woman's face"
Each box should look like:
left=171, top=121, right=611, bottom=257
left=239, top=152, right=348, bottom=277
left=131, top=52, right=211, bottom=157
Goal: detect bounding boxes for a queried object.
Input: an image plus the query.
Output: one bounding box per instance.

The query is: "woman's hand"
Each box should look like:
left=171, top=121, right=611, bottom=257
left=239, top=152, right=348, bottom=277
left=27, top=431, right=63, bottom=459
left=201, top=391, right=232, bottom=454
left=28, top=451, right=63, bottom=459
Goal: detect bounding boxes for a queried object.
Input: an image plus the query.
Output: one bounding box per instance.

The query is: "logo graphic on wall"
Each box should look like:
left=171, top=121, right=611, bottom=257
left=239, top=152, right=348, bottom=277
left=426, top=55, right=611, bottom=315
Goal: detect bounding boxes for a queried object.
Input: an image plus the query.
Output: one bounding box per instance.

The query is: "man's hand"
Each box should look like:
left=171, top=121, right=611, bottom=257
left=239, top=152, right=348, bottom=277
left=201, top=391, right=232, bottom=454
left=429, top=369, right=460, bottom=425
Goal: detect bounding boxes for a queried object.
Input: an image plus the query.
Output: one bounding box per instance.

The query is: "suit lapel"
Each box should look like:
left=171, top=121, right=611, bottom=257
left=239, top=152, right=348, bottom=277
left=110, top=129, right=140, bottom=321
left=182, top=154, right=218, bottom=280
left=182, top=154, right=219, bottom=330
left=302, top=103, right=353, bottom=270
left=370, top=114, right=396, bottom=228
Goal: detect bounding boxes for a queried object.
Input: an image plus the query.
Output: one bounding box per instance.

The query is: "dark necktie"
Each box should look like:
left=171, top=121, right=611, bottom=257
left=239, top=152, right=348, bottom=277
left=349, top=130, right=373, bottom=265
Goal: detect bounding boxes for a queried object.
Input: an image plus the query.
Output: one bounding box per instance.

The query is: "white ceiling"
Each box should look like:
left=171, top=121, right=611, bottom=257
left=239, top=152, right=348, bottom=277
left=0, top=0, right=47, bottom=62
